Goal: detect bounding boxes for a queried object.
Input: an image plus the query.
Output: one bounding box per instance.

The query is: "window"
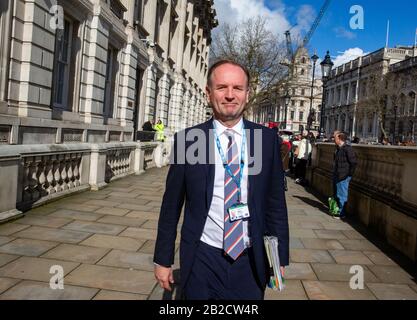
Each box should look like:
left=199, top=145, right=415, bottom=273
left=301, top=57, right=306, bottom=64
left=301, top=69, right=305, bottom=75
left=154, top=0, right=163, bottom=43
left=292, top=88, right=296, bottom=95
left=103, top=44, right=120, bottom=118
left=134, top=0, right=145, bottom=25
left=0, top=0, right=12, bottom=102
left=52, top=17, right=79, bottom=109
left=300, top=101, right=304, bottom=107
left=291, top=100, right=295, bottom=106
left=299, top=111, right=304, bottom=121
left=301, top=89, right=305, bottom=96
left=290, top=111, right=295, bottom=120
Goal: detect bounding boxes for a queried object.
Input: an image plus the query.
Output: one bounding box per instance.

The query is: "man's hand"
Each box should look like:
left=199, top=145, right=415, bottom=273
left=154, top=264, right=174, bottom=291
left=280, top=266, right=285, bottom=278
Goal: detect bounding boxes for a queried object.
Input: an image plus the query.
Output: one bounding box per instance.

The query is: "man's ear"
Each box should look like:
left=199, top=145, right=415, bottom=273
left=205, top=86, right=211, bottom=104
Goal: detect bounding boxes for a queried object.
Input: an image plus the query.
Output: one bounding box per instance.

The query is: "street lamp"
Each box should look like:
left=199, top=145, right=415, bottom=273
left=282, top=92, right=291, bottom=130
left=307, top=53, right=319, bottom=134
left=319, top=51, right=334, bottom=138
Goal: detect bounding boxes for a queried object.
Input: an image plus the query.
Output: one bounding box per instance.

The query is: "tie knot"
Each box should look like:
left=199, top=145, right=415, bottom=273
left=225, top=130, right=235, bottom=148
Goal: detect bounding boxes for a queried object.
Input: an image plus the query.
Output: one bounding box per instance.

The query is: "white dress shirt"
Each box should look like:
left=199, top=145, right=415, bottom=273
left=200, top=118, right=251, bottom=249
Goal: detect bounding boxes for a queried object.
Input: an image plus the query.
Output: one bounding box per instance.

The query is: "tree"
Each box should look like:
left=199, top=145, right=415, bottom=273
left=210, top=16, right=288, bottom=110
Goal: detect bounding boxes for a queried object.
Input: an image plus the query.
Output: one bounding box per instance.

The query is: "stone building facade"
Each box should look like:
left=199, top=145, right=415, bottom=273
left=251, top=47, right=323, bottom=134
left=0, top=0, right=217, bottom=145
left=322, top=46, right=417, bottom=142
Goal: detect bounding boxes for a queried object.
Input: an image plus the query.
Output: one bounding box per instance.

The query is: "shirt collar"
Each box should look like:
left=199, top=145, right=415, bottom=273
left=213, top=117, right=244, bottom=137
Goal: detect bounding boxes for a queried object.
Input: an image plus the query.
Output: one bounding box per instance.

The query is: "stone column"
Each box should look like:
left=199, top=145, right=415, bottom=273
left=143, top=63, right=157, bottom=121
left=0, top=150, right=22, bottom=222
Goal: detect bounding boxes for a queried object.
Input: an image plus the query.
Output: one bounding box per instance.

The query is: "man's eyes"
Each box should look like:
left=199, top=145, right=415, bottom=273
left=215, top=86, right=244, bottom=91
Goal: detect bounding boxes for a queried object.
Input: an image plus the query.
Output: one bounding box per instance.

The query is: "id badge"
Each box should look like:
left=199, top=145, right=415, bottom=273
left=228, top=203, right=250, bottom=222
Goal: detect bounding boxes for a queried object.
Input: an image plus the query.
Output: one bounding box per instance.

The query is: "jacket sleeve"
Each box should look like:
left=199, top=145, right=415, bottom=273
left=153, top=133, right=186, bottom=267
left=346, top=146, right=358, bottom=177
left=265, top=134, right=290, bottom=266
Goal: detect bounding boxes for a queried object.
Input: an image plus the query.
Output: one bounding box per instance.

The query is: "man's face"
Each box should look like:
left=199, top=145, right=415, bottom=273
left=206, top=63, right=249, bottom=123
left=334, top=134, right=340, bottom=145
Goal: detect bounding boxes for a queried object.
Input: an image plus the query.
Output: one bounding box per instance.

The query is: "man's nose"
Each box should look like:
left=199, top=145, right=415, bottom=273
left=225, top=88, right=234, bottom=100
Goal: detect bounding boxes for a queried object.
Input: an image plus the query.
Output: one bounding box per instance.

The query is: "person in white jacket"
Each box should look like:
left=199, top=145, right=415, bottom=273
left=295, top=135, right=312, bottom=184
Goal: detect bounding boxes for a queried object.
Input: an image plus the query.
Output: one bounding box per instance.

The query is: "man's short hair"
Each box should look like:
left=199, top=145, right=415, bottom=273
left=207, top=59, right=250, bottom=88
left=336, top=131, right=348, bottom=142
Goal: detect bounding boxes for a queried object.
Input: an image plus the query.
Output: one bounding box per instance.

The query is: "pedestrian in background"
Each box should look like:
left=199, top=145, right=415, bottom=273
left=332, top=131, right=357, bottom=220
left=294, top=134, right=312, bottom=184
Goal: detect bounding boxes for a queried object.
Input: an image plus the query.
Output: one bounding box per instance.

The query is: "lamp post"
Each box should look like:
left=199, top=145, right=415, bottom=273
left=319, top=51, right=334, bottom=139
left=307, top=53, right=319, bottom=134
left=282, top=92, right=291, bottom=130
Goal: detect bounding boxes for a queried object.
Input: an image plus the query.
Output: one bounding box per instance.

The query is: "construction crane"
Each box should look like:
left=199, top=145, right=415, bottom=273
left=285, top=0, right=331, bottom=62
left=279, top=0, right=331, bottom=130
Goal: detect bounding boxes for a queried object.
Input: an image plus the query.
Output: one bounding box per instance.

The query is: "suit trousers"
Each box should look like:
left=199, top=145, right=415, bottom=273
left=183, top=241, right=264, bottom=300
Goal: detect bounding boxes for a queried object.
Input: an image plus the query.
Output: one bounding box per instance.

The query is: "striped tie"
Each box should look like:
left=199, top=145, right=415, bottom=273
left=223, top=130, right=245, bottom=260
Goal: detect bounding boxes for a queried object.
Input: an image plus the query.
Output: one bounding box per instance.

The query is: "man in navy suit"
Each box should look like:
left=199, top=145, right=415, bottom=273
left=153, top=60, right=289, bottom=300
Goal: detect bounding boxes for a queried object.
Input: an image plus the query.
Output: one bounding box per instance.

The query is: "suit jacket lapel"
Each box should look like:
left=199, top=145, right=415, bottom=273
left=204, top=118, right=215, bottom=210
left=244, top=119, right=256, bottom=208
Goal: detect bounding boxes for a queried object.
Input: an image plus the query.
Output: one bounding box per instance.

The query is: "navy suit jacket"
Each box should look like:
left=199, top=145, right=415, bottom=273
left=154, top=118, right=289, bottom=289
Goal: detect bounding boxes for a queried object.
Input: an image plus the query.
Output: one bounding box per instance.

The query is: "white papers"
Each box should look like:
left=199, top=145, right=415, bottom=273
left=263, top=236, right=285, bottom=291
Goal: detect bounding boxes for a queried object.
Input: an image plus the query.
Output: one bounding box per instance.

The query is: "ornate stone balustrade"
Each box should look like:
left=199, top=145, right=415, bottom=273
left=0, top=142, right=160, bottom=222
left=308, top=143, right=417, bottom=261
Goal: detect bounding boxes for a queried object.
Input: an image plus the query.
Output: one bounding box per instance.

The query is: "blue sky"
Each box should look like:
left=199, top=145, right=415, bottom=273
left=214, top=0, right=417, bottom=67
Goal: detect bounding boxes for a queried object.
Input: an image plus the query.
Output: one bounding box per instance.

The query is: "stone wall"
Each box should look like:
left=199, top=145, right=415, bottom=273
left=0, top=141, right=159, bottom=223
left=307, top=143, right=417, bottom=262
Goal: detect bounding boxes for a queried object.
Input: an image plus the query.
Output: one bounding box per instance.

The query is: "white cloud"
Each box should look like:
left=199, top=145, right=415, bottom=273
left=213, top=0, right=293, bottom=40
left=332, top=48, right=368, bottom=67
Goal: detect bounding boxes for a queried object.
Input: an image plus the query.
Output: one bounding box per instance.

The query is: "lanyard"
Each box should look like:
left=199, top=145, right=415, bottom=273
left=213, top=122, right=246, bottom=203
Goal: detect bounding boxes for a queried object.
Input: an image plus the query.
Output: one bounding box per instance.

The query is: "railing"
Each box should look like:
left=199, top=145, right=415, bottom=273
left=0, top=141, right=160, bottom=222
left=310, top=143, right=417, bottom=214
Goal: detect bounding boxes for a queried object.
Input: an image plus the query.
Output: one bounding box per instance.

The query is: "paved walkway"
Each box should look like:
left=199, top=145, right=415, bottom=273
left=0, top=167, right=416, bottom=300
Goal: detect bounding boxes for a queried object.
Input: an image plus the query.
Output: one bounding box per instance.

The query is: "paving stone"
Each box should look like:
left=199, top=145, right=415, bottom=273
left=0, top=254, right=19, bottom=267
left=285, top=263, right=317, bottom=280
left=62, top=221, right=126, bottom=235
left=294, top=221, right=324, bottom=229
left=289, top=228, right=318, bottom=238
left=0, top=277, right=20, bottom=294
left=97, top=249, right=154, bottom=271
left=139, top=195, right=164, bottom=202
left=290, top=249, right=334, bottom=264
left=80, top=234, right=145, bottom=251
left=49, top=209, right=103, bottom=222
left=301, top=238, right=344, bottom=250
left=55, top=203, right=101, bottom=212
left=141, top=220, right=158, bottom=230
left=321, top=222, right=354, bottom=231
left=82, top=199, right=122, bottom=207
left=0, top=257, right=79, bottom=282
left=94, top=207, right=130, bottom=216
left=0, top=224, right=30, bottom=236
left=264, top=280, right=308, bottom=300
left=108, top=192, right=139, bottom=199
left=0, top=280, right=98, bottom=300
left=303, top=280, right=376, bottom=300
left=139, top=240, right=156, bottom=254
left=41, top=244, right=110, bottom=264
left=65, top=264, right=156, bottom=295
left=75, top=193, right=109, bottom=200
left=289, top=237, right=305, bottom=249
left=24, top=206, right=57, bottom=216
left=15, top=226, right=92, bottom=244
left=338, top=239, right=379, bottom=251
left=368, top=265, right=416, bottom=285
left=0, top=239, right=58, bottom=257
left=342, top=230, right=366, bottom=240
left=116, top=203, right=154, bottom=211
left=314, top=230, right=348, bottom=240
left=96, top=216, right=147, bottom=228
left=125, top=211, right=160, bottom=220
left=329, top=250, right=374, bottom=265
left=119, top=227, right=158, bottom=240
left=0, top=236, right=13, bottom=246
left=366, top=283, right=417, bottom=300
left=311, top=263, right=379, bottom=283
left=15, top=215, right=72, bottom=228
left=93, top=290, right=147, bottom=300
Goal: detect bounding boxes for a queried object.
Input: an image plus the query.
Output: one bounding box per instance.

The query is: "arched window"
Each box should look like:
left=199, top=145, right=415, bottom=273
left=301, top=69, right=305, bottom=75
left=301, top=57, right=306, bottom=64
